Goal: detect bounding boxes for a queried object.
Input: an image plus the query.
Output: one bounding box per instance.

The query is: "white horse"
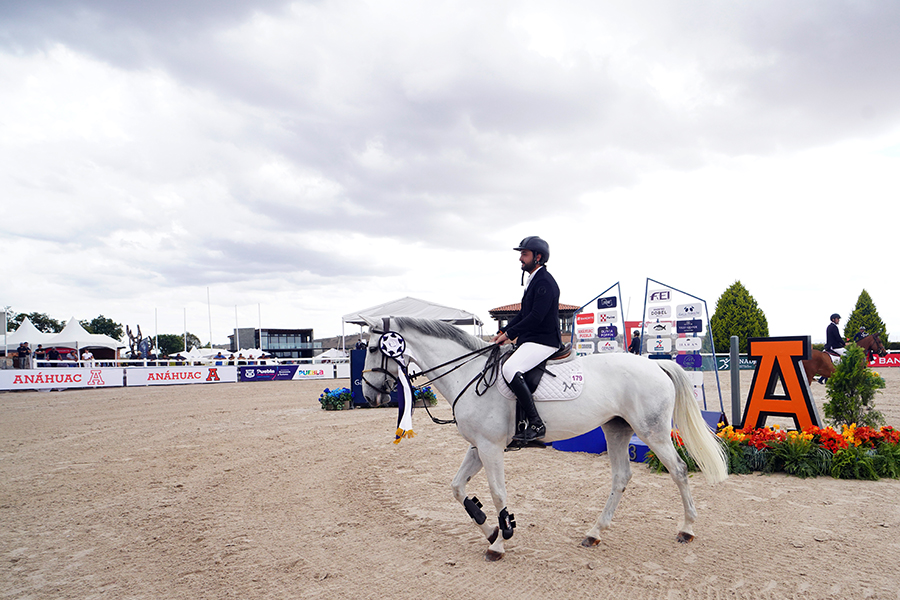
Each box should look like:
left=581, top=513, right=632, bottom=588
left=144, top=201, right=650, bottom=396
left=362, top=316, right=728, bottom=561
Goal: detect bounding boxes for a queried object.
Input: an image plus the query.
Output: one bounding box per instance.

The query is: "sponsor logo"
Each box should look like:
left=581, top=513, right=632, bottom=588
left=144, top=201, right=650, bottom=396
left=596, top=311, right=617, bottom=323
left=576, top=326, right=595, bottom=340
left=13, top=372, right=84, bottom=385
left=598, top=340, right=618, bottom=352
left=649, top=290, right=671, bottom=302
left=677, top=303, right=702, bottom=319
left=598, top=296, right=617, bottom=309
left=651, top=338, right=672, bottom=353
left=648, top=306, right=671, bottom=319
left=648, top=322, right=671, bottom=335
left=147, top=370, right=202, bottom=381
left=676, top=319, right=703, bottom=334
left=206, top=368, right=220, bottom=382
left=576, top=342, right=595, bottom=354
left=870, top=354, right=900, bottom=367
left=597, top=325, right=618, bottom=339
left=576, top=313, right=594, bottom=325
left=86, top=370, right=105, bottom=386
left=676, top=337, right=703, bottom=351
left=676, top=354, right=703, bottom=369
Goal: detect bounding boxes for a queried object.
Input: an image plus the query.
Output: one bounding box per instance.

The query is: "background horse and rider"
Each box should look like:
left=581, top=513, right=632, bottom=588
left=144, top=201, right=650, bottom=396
left=802, top=333, right=887, bottom=385
left=362, top=316, right=727, bottom=561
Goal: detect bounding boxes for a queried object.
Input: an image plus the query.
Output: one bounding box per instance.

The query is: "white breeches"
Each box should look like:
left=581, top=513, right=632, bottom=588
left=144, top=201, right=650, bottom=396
left=502, top=342, right=558, bottom=383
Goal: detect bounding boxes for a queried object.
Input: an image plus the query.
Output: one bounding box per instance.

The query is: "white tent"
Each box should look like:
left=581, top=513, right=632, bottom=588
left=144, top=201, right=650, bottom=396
left=314, top=348, right=348, bottom=363
left=341, top=296, right=483, bottom=350
left=5, top=317, right=57, bottom=348
left=45, top=318, right=125, bottom=352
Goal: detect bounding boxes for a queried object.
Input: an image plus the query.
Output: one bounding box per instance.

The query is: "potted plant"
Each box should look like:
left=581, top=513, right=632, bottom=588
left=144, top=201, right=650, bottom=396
left=319, top=387, right=352, bottom=411
left=414, top=386, right=438, bottom=408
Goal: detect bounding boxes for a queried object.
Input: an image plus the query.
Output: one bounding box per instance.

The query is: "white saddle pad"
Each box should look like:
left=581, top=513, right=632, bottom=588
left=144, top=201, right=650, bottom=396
left=498, top=355, right=584, bottom=402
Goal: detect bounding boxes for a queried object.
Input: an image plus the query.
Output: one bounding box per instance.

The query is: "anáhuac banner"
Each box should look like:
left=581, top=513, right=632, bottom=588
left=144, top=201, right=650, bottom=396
left=126, top=366, right=238, bottom=386
left=0, top=368, right=124, bottom=390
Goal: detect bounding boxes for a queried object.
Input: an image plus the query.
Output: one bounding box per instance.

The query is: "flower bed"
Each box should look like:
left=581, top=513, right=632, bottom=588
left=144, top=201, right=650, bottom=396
left=319, top=387, right=352, bottom=410
left=646, top=423, right=900, bottom=480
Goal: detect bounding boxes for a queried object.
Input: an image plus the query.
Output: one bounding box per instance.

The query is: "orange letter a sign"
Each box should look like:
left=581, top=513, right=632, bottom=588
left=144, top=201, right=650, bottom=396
left=741, top=336, right=821, bottom=430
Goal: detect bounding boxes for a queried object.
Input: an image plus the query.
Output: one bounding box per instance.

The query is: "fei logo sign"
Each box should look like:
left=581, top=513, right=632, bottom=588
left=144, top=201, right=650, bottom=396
left=649, top=290, right=671, bottom=302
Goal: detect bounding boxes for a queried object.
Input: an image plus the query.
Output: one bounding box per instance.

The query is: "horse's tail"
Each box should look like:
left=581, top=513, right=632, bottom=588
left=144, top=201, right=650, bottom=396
left=656, top=360, right=728, bottom=485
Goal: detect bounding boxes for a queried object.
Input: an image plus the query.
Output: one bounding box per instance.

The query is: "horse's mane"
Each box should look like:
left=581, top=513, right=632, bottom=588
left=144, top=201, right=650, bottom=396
left=393, top=317, right=488, bottom=352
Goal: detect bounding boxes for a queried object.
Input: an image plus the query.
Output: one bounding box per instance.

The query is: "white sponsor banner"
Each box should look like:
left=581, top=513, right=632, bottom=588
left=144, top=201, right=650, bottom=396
left=598, top=340, right=619, bottom=352
left=650, top=338, right=672, bottom=353
left=596, top=311, right=617, bottom=324
left=0, top=368, right=124, bottom=390
left=645, top=321, right=672, bottom=336
left=688, top=372, right=704, bottom=387
left=676, top=337, right=703, bottom=351
left=677, top=302, right=703, bottom=319
left=648, top=289, right=671, bottom=302
left=576, top=326, right=595, bottom=340
left=127, top=366, right=237, bottom=386
left=647, top=305, right=671, bottom=319
left=576, top=342, right=595, bottom=355
left=292, top=366, right=331, bottom=380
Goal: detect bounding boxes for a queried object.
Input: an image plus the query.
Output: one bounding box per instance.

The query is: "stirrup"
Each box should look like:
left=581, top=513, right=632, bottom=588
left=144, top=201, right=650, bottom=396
left=512, top=422, right=545, bottom=442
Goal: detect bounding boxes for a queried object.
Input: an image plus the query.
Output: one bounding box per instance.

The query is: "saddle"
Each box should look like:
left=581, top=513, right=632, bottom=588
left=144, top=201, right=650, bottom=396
left=499, top=343, right=582, bottom=402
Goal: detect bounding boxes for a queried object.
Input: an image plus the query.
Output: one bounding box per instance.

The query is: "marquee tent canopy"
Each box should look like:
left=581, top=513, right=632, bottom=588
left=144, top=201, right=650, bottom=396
left=342, top=297, right=483, bottom=327
left=5, top=317, right=57, bottom=348
left=45, top=318, right=125, bottom=352
left=341, top=296, right=483, bottom=350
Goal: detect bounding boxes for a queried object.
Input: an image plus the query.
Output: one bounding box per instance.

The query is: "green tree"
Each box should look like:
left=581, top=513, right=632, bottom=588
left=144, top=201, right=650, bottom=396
left=81, top=315, right=124, bottom=340
left=844, top=289, right=888, bottom=344
left=10, top=311, right=64, bottom=333
left=710, top=281, right=769, bottom=354
left=156, top=333, right=201, bottom=356
left=823, top=343, right=886, bottom=428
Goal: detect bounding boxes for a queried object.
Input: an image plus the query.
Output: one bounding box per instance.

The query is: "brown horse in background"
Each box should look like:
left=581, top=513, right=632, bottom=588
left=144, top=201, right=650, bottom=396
left=803, top=334, right=887, bottom=385
left=803, top=349, right=835, bottom=385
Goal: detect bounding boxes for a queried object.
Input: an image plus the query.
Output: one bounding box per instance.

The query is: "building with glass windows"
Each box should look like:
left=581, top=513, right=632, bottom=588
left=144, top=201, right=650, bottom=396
left=229, top=328, right=318, bottom=359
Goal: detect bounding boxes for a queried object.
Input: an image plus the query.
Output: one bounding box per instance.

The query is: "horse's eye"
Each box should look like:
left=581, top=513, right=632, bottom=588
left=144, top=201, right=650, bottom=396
left=368, top=347, right=378, bottom=354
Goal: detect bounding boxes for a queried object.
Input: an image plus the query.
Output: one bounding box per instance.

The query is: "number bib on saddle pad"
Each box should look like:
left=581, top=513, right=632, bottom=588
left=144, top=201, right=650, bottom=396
left=498, top=355, right=584, bottom=402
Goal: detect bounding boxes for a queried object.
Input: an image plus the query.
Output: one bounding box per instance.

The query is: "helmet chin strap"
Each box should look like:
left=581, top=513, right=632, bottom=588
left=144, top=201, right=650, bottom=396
left=520, top=257, right=540, bottom=285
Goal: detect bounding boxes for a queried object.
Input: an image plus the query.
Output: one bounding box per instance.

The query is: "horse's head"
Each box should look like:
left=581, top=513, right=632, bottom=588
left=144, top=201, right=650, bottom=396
left=360, top=316, right=401, bottom=407
left=873, top=333, right=887, bottom=357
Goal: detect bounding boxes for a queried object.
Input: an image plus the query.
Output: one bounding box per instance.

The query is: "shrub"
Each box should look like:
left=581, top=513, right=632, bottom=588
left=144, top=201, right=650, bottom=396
left=823, top=344, right=886, bottom=428
left=710, top=281, right=769, bottom=354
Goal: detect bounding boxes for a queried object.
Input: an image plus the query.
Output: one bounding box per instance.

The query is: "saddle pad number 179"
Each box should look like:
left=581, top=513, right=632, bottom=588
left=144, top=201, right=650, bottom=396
left=499, top=357, right=584, bottom=402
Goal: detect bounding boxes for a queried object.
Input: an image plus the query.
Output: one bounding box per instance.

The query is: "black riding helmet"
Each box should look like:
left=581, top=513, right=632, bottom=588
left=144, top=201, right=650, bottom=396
left=830, top=313, right=841, bottom=321
left=514, top=236, right=550, bottom=265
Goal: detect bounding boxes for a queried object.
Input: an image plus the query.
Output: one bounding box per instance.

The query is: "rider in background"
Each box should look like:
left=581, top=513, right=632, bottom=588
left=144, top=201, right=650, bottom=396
left=824, top=313, right=846, bottom=357
left=628, top=331, right=641, bottom=355
left=491, top=236, right=561, bottom=444
left=854, top=326, right=868, bottom=342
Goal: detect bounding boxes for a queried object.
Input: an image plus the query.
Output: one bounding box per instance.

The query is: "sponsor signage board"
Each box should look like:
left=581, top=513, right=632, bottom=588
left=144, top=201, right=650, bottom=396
left=240, top=365, right=300, bottom=381
left=597, top=325, right=618, bottom=340
left=576, top=313, right=594, bottom=325
left=647, top=305, right=671, bottom=319
left=292, top=367, right=330, bottom=380
left=577, top=326, right=595, bottom=339
left=676, top=337, right=703, bottom=351
left=650, top=338, right=672, bottom=353
left=596, top=311, right=617, bottom=324
left=646, top=321, right=672, bottom=336
left=676, top=354, right=703, bottom=369
left=127, top=366, right=238, bottom=386
left=870, top=354, right=900, bottom=368
left=0, top=368, right=124, bottom=390
left=677, top=303, right=703, bottom=319
left=676, top=319, right=703, bottom=334
left=598, top=340, right=618, bottom=353
left=648, top=290, right=671, bottom=302
left=598, top=296, right=617, bottom=309
left=576, top=341, right=595, bottom=355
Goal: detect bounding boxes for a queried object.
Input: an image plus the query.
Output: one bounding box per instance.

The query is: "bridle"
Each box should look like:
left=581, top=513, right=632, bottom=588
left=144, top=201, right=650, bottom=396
left=361, top=317, right=504, bottom=425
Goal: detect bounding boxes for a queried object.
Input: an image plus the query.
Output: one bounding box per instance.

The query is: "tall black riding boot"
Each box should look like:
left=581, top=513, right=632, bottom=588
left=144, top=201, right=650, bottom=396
left=508, top=372, right=545, bottom=442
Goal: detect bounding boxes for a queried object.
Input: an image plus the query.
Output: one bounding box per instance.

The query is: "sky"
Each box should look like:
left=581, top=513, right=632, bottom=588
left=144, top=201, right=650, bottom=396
left=2, top=0, right=899, bottom=347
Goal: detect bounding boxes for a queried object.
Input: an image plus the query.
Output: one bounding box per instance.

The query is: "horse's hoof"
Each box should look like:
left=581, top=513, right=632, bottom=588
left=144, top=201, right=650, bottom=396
left=581, top=536, right=601, bottom=547
left=676, top=532, right=694, bottom=544
left=484, top=549, right=504, bottom=562
left=487, top=526, right=499, bottom=544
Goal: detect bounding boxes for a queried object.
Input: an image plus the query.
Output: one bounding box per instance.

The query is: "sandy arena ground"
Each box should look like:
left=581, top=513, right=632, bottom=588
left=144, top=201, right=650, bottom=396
left=2, top=366, right=900, bottom=600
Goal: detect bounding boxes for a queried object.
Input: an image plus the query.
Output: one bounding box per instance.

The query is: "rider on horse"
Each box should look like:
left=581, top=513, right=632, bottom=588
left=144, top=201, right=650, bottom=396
left=825, top=313, right=846, bottom=357
left=491, top=236, right=562, bottom=444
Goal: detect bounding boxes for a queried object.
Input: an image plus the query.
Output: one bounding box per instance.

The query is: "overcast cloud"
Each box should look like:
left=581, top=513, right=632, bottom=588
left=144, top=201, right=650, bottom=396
left=2, top=0, right=898, bottom=346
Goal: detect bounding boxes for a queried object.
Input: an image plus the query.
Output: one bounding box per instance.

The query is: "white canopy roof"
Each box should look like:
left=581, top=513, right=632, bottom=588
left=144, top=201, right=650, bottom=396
left=342, top=296, right=483, bottom=327
left=5, top=317, right=57, bottom=347
left=314, top=348, right=347, bottom=362
left=45, top=318, right=125, bottom=351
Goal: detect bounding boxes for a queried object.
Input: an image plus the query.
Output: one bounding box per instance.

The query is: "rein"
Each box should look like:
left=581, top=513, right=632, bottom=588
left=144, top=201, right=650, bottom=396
left=364, top=318, right=504, bottom=426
